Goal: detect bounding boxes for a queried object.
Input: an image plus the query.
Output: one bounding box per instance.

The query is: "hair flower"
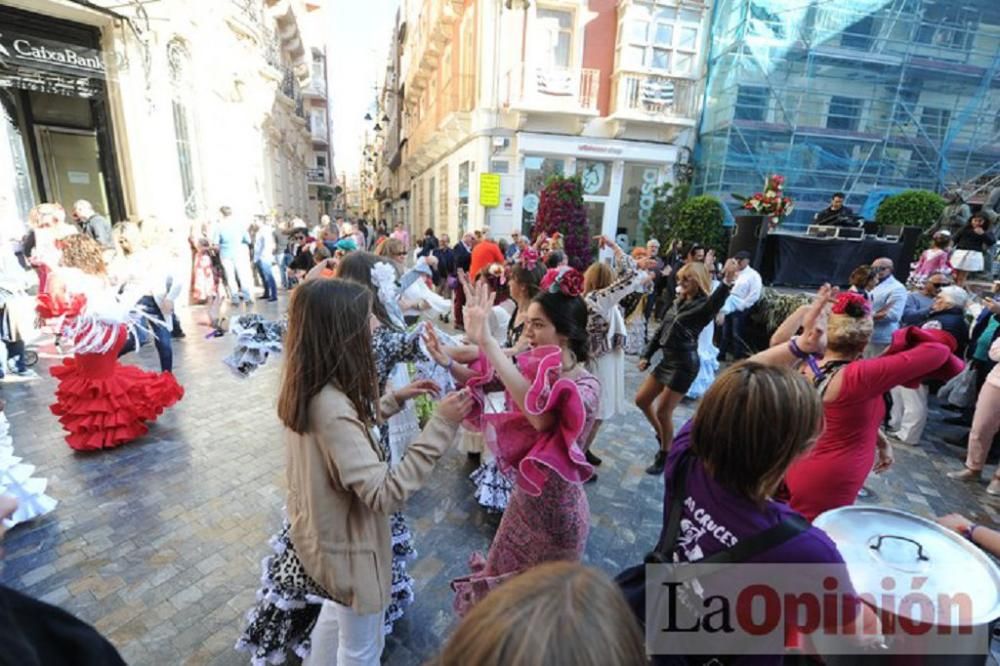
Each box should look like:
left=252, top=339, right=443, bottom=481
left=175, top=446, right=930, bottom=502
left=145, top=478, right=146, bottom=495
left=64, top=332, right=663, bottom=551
left=540, top=267, right=584, bottom=298
left=518, top=247, right=539, bottom=270
left=831, top=292, right=872, bottom=318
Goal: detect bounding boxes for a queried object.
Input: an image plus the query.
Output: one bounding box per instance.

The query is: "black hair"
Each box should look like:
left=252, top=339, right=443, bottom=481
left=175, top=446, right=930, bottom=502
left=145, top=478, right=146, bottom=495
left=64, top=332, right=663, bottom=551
left=969, top=213, right=991, bottom=231
left=532, top=291, right=590, bottom=363
left=335, top=251, right=399, bottom=329
left=685, top=243, right=705, bottom=259
left=832, top=192, right=846, bottom=199
left=545, top=250, right=566, bottom=269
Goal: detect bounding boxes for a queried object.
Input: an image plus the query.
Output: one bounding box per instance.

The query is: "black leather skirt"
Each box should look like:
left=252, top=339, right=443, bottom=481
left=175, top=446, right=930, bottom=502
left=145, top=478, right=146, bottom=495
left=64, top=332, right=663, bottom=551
left=652, top=349, right=699, bottom=394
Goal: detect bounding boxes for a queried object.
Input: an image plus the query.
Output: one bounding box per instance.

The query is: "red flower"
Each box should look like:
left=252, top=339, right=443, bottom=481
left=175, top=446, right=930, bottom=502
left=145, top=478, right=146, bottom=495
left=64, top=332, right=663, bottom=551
left=559, top=269, right=584, bottom=297
left=831, top=292, right=871, bottom=317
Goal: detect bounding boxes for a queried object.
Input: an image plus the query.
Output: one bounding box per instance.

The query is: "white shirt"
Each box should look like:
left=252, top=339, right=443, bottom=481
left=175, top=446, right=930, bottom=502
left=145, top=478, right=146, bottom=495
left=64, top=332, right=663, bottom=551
left=721, top=266, right=762, bottom=315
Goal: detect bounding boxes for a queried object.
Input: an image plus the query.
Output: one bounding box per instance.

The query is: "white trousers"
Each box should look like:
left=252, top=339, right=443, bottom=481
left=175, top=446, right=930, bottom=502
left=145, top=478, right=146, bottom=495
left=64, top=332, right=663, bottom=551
left=891, top=384, right=929, bottom=445
left=303, top=599, right=384, bottom=666
left=221, top=255, right=255, bottom=303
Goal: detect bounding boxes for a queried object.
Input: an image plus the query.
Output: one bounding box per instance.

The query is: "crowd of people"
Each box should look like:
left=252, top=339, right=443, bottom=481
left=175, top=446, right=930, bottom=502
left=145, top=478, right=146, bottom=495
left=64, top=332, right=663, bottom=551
left=2, top=199, right=1000, bottom=665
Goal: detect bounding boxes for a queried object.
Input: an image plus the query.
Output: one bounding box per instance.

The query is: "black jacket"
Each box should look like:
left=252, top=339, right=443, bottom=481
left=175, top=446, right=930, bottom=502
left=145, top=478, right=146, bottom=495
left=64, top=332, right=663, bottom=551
left=643, top=282, right=731, bottom=359
left=419, top=235, right=438, bottom=258
left=433, top=246, right=456, bottom=281
left=453, top=241, right=472, bottom=272
left=920, top=307, right=969, bottom=358
left=953, top=226, right=996, bottom=253
left=814, top=205, right=855, bottom=226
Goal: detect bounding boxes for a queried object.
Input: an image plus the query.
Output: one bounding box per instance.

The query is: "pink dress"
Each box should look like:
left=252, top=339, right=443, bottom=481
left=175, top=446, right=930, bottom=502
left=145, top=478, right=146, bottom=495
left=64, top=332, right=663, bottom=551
left=908, top=248, right=951, bottom=286
left=451, top=346, right=600, bottom=615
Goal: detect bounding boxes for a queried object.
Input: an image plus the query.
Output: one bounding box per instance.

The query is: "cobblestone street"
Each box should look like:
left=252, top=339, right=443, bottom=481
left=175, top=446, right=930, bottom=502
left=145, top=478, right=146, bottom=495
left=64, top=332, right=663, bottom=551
left=2, top=298, right=998, bottom=665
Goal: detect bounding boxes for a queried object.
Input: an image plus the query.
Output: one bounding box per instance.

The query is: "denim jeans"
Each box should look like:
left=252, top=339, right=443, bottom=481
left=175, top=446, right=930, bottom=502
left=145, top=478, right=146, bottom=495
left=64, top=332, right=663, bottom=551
left=119, top=295, right=173, bottom=372
left=2, top=339, right=26, bottom=374
left=719, top=310, right=750, bottom=360
left=278, top=253, right=292, bottom=289
left=255, top=259, right=277, bottom=300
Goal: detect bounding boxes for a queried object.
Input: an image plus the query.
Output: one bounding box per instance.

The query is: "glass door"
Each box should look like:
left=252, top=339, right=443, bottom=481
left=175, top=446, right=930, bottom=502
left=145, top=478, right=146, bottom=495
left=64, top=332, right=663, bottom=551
left=34, top=125, right=109, bottom=214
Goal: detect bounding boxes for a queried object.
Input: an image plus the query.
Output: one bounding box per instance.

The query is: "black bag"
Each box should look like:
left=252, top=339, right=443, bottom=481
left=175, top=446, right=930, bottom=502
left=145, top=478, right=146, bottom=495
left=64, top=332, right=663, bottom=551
left=616, top=452, right=809, bottom=666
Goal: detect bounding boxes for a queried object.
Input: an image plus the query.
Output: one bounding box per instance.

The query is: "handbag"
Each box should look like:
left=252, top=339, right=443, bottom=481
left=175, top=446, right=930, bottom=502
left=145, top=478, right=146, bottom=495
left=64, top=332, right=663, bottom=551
left=616, top=451, right=809, bottom=666
left=938, top=363, right=977, bottom=409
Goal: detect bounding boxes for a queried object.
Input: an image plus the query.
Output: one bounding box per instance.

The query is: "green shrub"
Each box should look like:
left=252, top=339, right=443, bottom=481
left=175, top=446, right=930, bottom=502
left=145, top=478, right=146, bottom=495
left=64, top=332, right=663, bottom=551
left=643, top=182, right=689, bottom=253
left=672, top=195, right=727, bottom=255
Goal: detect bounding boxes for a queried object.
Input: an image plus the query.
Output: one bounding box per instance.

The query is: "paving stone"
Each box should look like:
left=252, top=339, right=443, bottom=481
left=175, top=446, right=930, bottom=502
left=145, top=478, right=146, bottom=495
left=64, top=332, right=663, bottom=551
left=2, top=300, right=997, bottom=664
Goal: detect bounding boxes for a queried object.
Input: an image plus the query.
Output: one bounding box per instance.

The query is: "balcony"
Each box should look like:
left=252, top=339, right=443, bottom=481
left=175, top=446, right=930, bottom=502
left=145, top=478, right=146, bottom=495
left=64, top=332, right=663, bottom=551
left=228, top=0, right=265, bottom=38
left=307, top=167, right=328, bottom=184
left=405, top=74, right=474, bottom=175
left=504, top=63, right=599, bottom=123
left=403, top=0, right=463, bottom=102
left=609, top=72, right=698, bottom=139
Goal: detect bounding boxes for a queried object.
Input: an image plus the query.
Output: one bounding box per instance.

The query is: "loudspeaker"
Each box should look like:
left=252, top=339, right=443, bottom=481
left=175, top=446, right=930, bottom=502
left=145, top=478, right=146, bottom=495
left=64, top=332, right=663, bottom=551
left=728, top=215, right=764, bottom=261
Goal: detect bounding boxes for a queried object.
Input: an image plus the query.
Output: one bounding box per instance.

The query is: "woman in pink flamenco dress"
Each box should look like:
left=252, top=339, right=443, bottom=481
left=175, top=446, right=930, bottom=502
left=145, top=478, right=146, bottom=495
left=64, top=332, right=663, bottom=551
left=37, top=235, right=183, bottom=451
left=426, top=268, right=600, bottom=615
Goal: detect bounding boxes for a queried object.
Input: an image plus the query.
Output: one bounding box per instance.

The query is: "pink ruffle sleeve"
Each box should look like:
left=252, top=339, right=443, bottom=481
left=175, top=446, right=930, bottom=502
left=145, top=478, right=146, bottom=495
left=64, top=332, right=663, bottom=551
left=461, top=345, right=594, bottom=494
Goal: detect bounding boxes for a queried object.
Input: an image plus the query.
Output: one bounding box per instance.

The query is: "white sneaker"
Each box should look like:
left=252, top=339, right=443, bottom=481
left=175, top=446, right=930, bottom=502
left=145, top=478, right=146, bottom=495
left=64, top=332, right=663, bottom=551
left=4, top=369, right=39, bottom=382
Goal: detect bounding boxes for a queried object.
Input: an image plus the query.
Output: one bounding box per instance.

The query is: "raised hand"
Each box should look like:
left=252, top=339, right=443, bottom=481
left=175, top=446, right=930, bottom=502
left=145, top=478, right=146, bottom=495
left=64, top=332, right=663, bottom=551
left=798, top=283, right=837, bottom=354
left=722, top=258, right=739, bottom=282
left=422, top=323, right=450, bottom=366
left=464, top=279, right=496, bottom=347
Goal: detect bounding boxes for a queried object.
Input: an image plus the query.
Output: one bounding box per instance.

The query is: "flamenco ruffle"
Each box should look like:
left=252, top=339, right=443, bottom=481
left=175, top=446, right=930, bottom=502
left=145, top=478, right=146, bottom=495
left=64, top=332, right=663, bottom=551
left=50, top=360, right=183, bottom=451
left=451, top=552, right=513, bottom=617
left=224, top=315, right=287, bottom=378
left=470, top=460, right=513, bottom=513
left=0, top=413, right=57, bottom=528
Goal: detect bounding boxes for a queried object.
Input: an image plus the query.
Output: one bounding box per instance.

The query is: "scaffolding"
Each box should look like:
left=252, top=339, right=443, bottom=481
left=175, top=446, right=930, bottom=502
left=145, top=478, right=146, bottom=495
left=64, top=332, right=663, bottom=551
left=694, top=0, right=1000, bottom=227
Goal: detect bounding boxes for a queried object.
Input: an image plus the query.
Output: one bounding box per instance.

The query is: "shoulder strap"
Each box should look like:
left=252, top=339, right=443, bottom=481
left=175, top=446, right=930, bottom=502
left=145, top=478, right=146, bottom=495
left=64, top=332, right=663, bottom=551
left=646, top=450, right=809, bottom=568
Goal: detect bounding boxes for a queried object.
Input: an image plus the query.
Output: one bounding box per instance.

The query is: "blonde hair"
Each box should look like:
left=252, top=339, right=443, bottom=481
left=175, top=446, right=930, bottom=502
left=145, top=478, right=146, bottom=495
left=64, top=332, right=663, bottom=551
left=375, top=237, right=404, bottom=258
left=29, top=203, right=66, bottom=228
left=693, top=362, right=823, bottom=504
left=583, top=261, right=614, bottom=293
left=437, top=562, right=646, bottom=666
left=826, top=312, right=873, bottom=357
left=677, top=261, right=712, bottom=297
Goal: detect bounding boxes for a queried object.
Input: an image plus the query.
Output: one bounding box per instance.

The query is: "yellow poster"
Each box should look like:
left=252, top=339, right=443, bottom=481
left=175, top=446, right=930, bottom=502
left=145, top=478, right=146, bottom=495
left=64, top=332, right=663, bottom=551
left=480, top=173, right=501, bottom=207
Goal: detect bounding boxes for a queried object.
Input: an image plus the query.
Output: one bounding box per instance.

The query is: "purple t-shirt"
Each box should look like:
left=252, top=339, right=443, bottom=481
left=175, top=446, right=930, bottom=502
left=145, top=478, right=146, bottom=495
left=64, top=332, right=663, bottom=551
left=660, top=421, right=859, bottom=663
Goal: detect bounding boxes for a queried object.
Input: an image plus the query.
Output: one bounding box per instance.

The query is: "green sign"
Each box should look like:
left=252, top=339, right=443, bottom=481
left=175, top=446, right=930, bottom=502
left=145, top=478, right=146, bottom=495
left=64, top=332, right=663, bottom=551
left=480, top=173, right=501, bottom=207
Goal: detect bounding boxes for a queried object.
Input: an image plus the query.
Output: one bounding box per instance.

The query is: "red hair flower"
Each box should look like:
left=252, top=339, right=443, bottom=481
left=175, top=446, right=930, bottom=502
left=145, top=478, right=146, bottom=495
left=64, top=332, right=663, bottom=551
left=540, top=267, right=584, bottom=297
left=831, top=292, right=871, bottom=317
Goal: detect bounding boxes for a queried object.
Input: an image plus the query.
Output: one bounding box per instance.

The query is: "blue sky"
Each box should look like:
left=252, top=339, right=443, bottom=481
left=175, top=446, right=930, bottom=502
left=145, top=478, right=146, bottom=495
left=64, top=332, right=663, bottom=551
left=328, top=0, right=399, bottom=179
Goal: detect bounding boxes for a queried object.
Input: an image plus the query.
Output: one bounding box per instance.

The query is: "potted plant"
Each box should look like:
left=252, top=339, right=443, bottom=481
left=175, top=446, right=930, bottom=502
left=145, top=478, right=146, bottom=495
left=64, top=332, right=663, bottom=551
left=732, top=174, right=795, bottom=233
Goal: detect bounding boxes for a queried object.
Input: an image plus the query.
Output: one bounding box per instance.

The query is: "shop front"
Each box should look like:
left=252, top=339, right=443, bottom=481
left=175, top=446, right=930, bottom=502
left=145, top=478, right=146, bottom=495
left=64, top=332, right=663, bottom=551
left=0, top=5, right=124, bottom=240
left=515, top=133, right=681, bottom=249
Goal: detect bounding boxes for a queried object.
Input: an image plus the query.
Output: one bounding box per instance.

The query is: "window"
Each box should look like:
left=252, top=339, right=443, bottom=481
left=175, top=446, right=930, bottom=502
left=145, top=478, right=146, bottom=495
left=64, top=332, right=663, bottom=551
left=521, top=156, right=564, bottom=235
left=827, top=96, right=862, bottom=131
left=489, top=159, right=509, bottom=174
left=536, top=8, right=573, bottom=68
left=167, top=40, right=199, bottom=219
left=915, top=2, right=977, bottom=52
left=617, top=164, right=661, bottom=248
left=734, top=85, right=768, bottom=121
left=428, top=177, right=436, bottom=232
left=458, top=161, right=470, bottom=235
left=316, top=154, right=327, bottom=168
left=577, top=160, right=611, bottom=196
left=921, top=107, right=951, bottom=142
left=620, top=6, right=702, bottom=76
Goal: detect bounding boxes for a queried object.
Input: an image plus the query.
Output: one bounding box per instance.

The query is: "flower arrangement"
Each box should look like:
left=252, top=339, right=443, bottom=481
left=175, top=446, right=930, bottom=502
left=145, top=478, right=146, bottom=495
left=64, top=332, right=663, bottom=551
left=732, top=174, right=794, bottom=228
left=540, top=267, right=584, bottom=297
left=518, top=247, right=540, bottom=269
left=533, top=175, right=591, bottom=271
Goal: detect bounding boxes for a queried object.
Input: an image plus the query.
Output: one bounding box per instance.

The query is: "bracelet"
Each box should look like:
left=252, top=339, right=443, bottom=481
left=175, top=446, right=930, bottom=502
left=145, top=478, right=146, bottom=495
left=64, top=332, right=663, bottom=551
left=788, top=337, right=810, bottom=360
left=965, top=524, right=979, bottom=543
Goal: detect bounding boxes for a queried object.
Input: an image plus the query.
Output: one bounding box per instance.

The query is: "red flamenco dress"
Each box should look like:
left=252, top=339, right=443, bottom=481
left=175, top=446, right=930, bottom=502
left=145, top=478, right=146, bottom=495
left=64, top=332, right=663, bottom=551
left=38, top=290, right=183, bottom=451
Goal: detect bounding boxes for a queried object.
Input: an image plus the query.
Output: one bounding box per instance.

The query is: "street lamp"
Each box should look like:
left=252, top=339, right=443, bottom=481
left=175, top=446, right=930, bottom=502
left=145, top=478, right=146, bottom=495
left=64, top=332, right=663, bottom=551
left=373, top=123, right=383, bottom=132
left=364, top=112, right=372, bottom=121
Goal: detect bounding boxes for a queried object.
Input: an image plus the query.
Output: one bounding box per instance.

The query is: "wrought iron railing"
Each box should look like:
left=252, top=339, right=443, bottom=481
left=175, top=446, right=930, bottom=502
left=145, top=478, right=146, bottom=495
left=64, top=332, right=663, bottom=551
left=263, top=28, right=282, bottom=70
left=231, top=0, right=263, bottom=28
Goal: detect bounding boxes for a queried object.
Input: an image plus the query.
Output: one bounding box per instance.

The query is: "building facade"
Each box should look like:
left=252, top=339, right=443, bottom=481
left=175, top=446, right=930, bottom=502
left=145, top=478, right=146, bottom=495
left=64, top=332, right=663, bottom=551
left=0, top=0, right=327, bottom=243
left=304, top=46, right=334, bottom=223
left=376, top=0, right=710, bottom=247
left=695, top=0, right=1000, bottom=227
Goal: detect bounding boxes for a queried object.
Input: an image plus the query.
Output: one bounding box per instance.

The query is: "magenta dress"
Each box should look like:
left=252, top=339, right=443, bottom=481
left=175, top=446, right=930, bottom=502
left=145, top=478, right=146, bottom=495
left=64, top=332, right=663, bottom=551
left=451, top=346, right=600, bottom=615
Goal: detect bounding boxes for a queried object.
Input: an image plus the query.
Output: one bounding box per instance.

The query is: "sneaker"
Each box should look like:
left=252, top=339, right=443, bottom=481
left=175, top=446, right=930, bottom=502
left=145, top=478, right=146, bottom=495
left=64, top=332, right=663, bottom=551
left=172, top=331, right=186, bottom=339
left=947, top=467, right=981, bottom=482
left=988, top=478, right=1000, bottom=496
left=585, top=450, right=603, bottom=466
left=645, top=450, right=667, bottom=476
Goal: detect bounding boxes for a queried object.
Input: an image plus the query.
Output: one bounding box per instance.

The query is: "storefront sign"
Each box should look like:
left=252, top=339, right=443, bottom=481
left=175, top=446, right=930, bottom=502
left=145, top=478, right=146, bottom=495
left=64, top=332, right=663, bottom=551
left=0, top=30, right=110, bottom=77
left=0, top=71, right=100, bottom=98
left=503, top=195, right=513, bottom=211
left=480, top=173, right=501, bottom=207
left=579, top=144, right=624, bottom=156
left=637, top=167, right=660, bottom=226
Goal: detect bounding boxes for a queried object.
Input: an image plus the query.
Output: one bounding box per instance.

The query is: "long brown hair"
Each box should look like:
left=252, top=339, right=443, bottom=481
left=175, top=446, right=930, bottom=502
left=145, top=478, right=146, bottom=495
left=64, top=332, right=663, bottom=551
left=277, top=279, right=379, bottom=433
left=436, top=562, right=646, bottom=666
left=692, top=362, right=823, bottom=504
left=59, top=234, right=106, bottom=275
